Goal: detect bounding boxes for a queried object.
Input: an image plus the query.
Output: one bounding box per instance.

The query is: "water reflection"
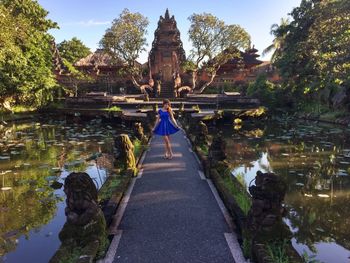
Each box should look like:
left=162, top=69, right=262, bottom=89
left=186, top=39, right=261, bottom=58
left=220, top=120, right=350, bottom=263
left=0, top=117, right=122, bottom=262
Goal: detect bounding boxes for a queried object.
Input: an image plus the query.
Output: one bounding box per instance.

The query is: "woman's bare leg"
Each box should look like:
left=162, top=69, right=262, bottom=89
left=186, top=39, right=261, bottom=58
left=165, top=136, right=173, bottom=158
left=163, top=136, right=170, bottom=157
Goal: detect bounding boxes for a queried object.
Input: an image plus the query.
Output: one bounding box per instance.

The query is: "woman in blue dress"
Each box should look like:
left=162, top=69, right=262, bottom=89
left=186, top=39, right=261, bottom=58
left=152, top=99, right=180, bottom=159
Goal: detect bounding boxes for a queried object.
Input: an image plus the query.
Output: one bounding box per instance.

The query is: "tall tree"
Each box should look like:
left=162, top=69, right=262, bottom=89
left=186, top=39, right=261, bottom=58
left=0, top=0, right=58, bottom=109
left=262, top=18, right=290, bottom=62
left=273, top=0, right=350, bottom=98
left=100, top=9, right=149, bottom=88
left=187, top=13, right=250, bottom=93
left=57, top=37, right=91, bottom=64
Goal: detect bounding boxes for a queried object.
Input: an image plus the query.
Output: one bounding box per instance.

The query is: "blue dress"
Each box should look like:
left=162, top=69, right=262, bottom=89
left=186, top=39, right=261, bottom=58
left=154, top=109, right=180, bottom=136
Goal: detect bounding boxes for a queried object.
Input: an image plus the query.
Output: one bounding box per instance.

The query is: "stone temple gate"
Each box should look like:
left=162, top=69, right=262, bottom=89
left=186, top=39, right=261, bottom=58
left=149, top=9, right=186, bottom=98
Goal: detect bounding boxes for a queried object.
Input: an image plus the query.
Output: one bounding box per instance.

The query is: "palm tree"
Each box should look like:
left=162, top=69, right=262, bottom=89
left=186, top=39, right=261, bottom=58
left=263, top=18, right=290, bottom=62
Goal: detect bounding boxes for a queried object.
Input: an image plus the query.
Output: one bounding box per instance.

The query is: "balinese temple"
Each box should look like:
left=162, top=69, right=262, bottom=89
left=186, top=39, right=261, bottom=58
left=148, top=9, right=187, bottom=97
left=209, top=46, right=264, bottom=87
left=54, top=9, right=279, bottom=96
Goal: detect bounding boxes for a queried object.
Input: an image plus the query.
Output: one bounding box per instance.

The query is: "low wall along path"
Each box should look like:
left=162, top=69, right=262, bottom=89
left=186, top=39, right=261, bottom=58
left=105, top=130, right=246, bottom=263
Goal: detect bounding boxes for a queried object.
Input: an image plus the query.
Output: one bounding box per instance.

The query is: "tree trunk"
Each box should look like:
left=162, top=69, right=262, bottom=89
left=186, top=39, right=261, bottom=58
left=191, top=71, right=197, bottom=91
left=131, top=76, right=141, bottom=88
left=197, top=72, right=217, bottom=94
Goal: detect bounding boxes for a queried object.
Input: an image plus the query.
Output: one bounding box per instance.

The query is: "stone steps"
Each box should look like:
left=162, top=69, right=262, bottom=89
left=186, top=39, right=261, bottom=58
left=160, top=83, right=175, bottom=98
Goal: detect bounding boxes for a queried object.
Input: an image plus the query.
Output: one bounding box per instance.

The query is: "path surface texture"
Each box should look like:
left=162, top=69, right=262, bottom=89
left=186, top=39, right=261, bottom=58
left=111, top=130, right=245, bottom=263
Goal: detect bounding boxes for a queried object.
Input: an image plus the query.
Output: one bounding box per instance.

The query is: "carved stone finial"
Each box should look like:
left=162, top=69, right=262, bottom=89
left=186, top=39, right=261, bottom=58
left=165, top=8, right=170, bottom=19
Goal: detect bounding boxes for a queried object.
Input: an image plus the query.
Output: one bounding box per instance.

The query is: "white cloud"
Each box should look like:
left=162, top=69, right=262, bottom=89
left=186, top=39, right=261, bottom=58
left=61, top=20, right=111, bottom=27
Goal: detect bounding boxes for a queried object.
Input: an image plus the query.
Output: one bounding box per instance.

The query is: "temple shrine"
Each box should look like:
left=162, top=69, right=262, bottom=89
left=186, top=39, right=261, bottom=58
left=148, top=9, right=187, bottom=97
left=55, top=9, right=279, bottom=97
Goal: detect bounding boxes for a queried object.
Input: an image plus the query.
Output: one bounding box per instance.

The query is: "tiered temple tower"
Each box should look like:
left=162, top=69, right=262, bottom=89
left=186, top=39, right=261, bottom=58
left=149, top=9, right=186, bottom=97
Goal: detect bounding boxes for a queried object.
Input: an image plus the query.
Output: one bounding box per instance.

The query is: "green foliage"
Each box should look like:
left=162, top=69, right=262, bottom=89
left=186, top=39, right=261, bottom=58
left=222, top=175, right=251, bottom=215
left=105, top=106, right=122, bottom=112
left=187, top=13, right=251, bottom=93
left=247, top=75, right=280, bottom=107
left=100, top=9, right=149, bottom=87
left=98, top=176, right=122, bottom=202
left=61, top=58, right=93, bottom=96
left=199, top=144, right=209, bottom=156
left=242, top=237, right=252, bottom=259
left=133, top=138, right=143, bottom=159
left=266, top=240, right=290, bottom=263
left=301, top=250, right=321, bottom=263
left=272, top=0, right=350, bottom=108
left=263, top=18, right=290, bottom=62
left=57, top=37, right=90, bottom=64
left=0, top=0, right=58, bottom=109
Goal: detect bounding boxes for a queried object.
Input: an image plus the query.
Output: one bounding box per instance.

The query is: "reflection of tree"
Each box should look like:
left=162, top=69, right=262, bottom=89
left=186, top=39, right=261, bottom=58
left=270, top=144, right=350, bottom=253
left=0, top=121, right=116, bottom=257
left=0, top=178, right=60, bottom=256
left=285, top=192, right=350, bottom=253
left=217, top=119, right=350, bottom=256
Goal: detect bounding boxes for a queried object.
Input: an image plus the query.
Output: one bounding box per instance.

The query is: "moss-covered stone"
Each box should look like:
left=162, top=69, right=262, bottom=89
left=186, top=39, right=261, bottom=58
left=114, top=134, right=136, bottom=175
left=49, top=173, right=109, bottom=263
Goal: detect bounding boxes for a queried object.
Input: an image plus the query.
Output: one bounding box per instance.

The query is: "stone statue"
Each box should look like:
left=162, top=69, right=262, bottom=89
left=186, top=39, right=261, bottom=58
left=209, top=132, right=227, bottom=164
left=247, top=171, right=289, bottom=240
left=50, top=172, right=108, bottom=263
left=156, top=80, right=161, bottom=97
left=114, top=134, right=136, bottom=176
left=195, top=121, right=209, bottom=146
left=134, top=122, right=148, bottom=144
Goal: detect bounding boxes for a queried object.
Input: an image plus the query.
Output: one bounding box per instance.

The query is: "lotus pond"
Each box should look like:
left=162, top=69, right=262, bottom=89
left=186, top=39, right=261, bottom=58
left=221, top=119, right=350, bottom=263
left=0, top=116, right=126, bottom=262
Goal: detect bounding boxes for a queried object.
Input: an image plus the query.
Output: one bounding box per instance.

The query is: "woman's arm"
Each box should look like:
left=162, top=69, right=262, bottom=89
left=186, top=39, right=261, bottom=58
left=169, top=109, right=179, bottom=128
left=152, top=115, right=160, bottom=131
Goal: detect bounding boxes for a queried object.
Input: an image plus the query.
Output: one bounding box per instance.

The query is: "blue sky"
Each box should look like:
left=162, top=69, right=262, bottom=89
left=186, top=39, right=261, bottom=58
left=39, top=0, right=301, bottom=63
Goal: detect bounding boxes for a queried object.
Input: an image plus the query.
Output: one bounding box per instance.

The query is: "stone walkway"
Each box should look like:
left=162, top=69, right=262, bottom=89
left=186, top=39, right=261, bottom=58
left=108, top=130, right=246, bottom=263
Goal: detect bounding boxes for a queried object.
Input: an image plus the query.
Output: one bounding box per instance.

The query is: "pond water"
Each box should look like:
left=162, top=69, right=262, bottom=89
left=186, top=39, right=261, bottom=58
left=0, top=116, right=124, bottom=263
left=220, top=119, right=350, bottom=263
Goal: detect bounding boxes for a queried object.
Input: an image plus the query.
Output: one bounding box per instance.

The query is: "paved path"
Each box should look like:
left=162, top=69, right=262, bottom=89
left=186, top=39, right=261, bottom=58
left=109, top=130, right=245, bottom=263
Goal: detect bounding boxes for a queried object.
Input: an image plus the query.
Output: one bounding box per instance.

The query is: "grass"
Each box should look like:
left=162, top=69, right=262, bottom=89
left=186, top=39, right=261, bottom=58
left=266, top=240, right=290, bottom=263
left=133, top=138, right=145, bottom=159
left=242, top=237, right=252, bottom=259
left=222, top=175, right=251, bottom=215
left=98, top=176, right=122, bottom=202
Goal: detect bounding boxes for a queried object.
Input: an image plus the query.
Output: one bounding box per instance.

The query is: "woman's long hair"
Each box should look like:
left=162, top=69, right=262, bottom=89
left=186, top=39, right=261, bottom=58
left=163, top=99, right=171, bottom=112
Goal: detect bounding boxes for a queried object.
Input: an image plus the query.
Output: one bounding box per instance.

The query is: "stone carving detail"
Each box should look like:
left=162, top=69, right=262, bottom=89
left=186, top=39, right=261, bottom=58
left=114, top=134, right=136, bottom=175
